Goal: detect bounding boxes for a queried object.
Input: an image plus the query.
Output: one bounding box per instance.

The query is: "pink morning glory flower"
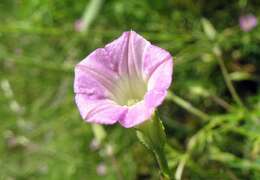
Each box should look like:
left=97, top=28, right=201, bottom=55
left=239, top=14, right=258, bottom=32
left=74, top=31, right=173, bottom=128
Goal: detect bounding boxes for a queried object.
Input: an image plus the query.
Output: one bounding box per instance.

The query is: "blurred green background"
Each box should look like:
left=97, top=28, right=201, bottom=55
left=0, top=0, right=260, bottom=179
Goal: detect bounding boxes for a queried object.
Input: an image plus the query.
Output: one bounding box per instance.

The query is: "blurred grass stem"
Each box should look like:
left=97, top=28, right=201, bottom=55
left=167, top=92, right=210, bottom=121
left=80, top=0, right=104, bottom=33
left=210, top=95, right=232, bottom=111
left=213, top=46, right=245, bottom=107
left=175, top=154, right=188, bottom=180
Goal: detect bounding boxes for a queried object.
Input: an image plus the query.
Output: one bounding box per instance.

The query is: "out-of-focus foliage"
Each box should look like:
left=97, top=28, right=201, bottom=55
left=0, top=0, right=259, bottom=179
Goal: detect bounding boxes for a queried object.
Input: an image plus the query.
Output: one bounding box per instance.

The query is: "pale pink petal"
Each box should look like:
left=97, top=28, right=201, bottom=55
left=128, top=31, right=150, bottom=77
left=144, top=90, right=167, bottom=108
left=147, top=59, right=173, bottom=91
left=74, top=48, right=120, bottom=99
left=119, top=101, right=154, bottom=128
left=77, top=48, right=119, bottom=82
left=143, top=45, right=172, bottom=80
left=74, top=68, right=108, bottom=99
left=105, top=31, right=150, bottom=78
left=75, top=94, right=127, bottom=124
left=119, top=90, right=167, bottom=128
left=105, top=32, right=129, bottom=75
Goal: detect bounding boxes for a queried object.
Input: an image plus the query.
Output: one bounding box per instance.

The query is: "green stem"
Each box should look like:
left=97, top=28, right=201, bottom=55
left=175, top=154, right=189, bottom=180
left=167, top=92, right=210, bottom=121
left=213, top=46, right=244, bottom=107
left=154, top=147, right=172, bottom=179
left=80, top=0, right=104, bottom=33
left=136, top=113, right=172, bottom=179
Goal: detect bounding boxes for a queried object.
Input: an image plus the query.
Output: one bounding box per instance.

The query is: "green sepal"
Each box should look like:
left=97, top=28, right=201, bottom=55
left=135, top=112, right=171, bottom=179
left=135, top=112, right=166, bottom=151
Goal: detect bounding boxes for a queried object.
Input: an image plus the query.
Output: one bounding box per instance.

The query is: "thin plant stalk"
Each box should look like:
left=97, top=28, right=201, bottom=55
left=80, top=0, right=104, bottom=33
left=167, top=92, right=210, bottom=121
left=213, top=46, right=244, bottom=107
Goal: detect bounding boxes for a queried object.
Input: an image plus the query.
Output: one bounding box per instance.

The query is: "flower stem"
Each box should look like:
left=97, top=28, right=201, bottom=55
left=154, top=147, right=172, bottom=179
left=136, top=113, right=172, bottom=179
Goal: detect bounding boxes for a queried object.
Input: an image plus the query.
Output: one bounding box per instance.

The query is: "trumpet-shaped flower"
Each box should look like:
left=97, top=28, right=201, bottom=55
left=74, top=31, right=173, bottom=128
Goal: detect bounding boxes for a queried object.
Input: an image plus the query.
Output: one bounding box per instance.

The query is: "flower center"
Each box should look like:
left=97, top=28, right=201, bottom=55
left=111, top=76, right=147, bottom=106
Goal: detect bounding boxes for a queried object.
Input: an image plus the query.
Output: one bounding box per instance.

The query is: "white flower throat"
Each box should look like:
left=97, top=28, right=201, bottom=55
left=111, top=75, right=147, bottom=106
